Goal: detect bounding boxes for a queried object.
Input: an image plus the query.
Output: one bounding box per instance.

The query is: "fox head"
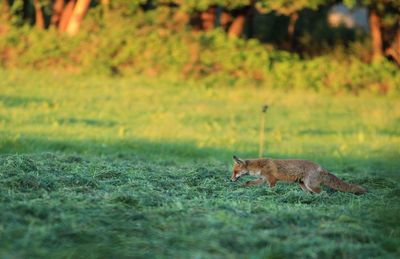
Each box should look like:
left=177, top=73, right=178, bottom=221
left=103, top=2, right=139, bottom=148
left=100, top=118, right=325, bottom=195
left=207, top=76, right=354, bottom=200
left=231, top=155, right=249, bottom=182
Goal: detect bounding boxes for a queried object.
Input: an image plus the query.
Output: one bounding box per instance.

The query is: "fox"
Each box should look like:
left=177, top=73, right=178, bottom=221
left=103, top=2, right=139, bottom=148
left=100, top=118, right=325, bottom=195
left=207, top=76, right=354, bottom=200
left=231, top=155, right=367, bottom=194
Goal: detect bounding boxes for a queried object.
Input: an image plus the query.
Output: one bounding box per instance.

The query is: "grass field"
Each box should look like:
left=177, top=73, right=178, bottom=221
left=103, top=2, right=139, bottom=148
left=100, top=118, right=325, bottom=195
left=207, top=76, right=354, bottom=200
left=0, top=70, right=400, bottom=258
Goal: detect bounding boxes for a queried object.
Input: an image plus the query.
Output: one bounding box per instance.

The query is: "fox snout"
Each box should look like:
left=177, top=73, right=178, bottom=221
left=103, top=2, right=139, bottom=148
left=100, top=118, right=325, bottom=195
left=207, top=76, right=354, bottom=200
left=231, top=170, right=239, bottom=182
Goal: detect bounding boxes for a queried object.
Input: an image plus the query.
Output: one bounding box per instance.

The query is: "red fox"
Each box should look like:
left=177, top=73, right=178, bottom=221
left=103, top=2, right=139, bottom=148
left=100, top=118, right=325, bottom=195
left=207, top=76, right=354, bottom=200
left=231, top=156, right=366, bottom=194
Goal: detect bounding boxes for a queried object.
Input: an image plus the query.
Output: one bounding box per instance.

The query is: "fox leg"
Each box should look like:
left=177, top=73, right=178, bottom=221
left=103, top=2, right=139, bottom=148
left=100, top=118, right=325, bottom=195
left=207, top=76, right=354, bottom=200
left=299, top=181, right=311, bottom=192
left=304, top=176, right=322, bottom=193
left=266, top=175, right=277, bottom=188
left=243, top=178, right=265, bottom=187
left=307, top=185, right=321, bottom=193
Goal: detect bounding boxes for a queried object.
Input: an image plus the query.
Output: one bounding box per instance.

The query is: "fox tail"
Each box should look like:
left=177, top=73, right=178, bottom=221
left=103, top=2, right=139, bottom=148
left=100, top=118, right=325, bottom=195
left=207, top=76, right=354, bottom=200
left=321, top=170, right=367, bottom=194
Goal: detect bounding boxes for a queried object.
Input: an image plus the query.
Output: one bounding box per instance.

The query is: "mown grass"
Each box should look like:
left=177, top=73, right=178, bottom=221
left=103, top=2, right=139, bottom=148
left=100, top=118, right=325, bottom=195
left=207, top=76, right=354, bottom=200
left=0, top=70, right=399, bottom=258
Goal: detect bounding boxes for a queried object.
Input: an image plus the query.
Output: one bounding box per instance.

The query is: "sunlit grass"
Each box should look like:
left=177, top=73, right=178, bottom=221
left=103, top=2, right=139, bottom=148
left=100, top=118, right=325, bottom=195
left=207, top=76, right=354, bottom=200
left=1, top=70, right=399, bottom=161
left=0, top=70, right=399, bottom=258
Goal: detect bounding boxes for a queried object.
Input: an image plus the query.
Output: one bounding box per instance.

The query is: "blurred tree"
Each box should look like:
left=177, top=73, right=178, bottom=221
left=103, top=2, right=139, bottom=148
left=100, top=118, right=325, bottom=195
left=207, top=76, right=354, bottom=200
left=0, top=0, right=11, bottom=35
left=385, top=25, right=400, bottom=65
left=50, top=0, right=65, bottom=27
left=156, top=0, right=251, bottom=36
left=58, top=0, right=75, bottom=32
left=227, top=4, right=253, bottom=38
left=256, top=0, right=328, bottom=49
left=65, top=0, right=90, bottom=35
left=2, top=0, right=398, bottom=65
left=33, top=0, right=45, bottom=29
left=1, top=0, right=11, bottom=20
left=369, top=7, right=383, bottom=60
left=344, top=0, right=400, bottom=63
left=100, top=0, right=109, bottom=21
left=8, top=0, right=26, bottom=26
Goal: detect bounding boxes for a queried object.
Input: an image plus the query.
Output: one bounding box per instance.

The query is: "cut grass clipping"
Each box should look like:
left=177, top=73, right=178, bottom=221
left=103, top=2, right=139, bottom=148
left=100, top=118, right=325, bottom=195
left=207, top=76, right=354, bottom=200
left=1, top=153, right=399, bottom=258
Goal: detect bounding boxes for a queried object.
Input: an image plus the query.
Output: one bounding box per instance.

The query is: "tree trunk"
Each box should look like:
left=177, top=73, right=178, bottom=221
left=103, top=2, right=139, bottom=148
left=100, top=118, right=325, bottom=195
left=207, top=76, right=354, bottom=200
left=33, top=0, right=45, bottom=30
left=51, top=0, right=65, bottom=27
left=59, top=0, right=75, bottom=32
left=368, top=8, right=383, bottom=62
left=0, top=0, right=11, bottom=34
left=228, top=13, right=246, bottom=38
left=65, top=0, right=91, bottom=35
left=220, top=11, right=232, bottom=29
left=101, top=0, right=109, bottom=22
left=385, top=26, right=400, bottom=66
left=1, top=0, right=11, bottom=20
left=287, top=12, right=299, bottom=50
left=200, top=7, right=215, bottom=31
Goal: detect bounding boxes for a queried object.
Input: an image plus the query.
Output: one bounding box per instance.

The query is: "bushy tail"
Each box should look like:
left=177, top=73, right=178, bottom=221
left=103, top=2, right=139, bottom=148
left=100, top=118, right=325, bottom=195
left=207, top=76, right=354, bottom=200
left=321, top=170, right=367, bottom=194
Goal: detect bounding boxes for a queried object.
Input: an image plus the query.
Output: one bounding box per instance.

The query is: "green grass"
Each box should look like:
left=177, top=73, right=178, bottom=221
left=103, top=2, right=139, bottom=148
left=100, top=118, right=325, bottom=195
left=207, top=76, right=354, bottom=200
left=0, top=70, right=399, bottom=258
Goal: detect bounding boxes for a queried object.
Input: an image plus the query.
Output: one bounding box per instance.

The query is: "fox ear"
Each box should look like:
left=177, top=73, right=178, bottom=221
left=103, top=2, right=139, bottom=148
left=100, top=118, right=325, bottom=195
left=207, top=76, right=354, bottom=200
left=233, top=155, right=245, bottom=165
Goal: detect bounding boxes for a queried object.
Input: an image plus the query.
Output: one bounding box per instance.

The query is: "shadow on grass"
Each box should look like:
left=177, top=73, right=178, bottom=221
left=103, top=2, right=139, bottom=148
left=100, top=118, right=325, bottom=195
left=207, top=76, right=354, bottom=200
left=0, top=135, right=399, bottom=178
left=0, top=136, right=236, bottom=162
left=0, top=95, right=54, bottom=108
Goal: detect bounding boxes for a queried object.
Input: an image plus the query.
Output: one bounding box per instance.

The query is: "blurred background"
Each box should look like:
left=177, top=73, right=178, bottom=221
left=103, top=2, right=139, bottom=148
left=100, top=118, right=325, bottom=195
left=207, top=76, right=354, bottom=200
left=0, top=0, right=400, bottom=159
left=0, top=0, right=399, bottom=93
left=0, top=0, right=399, bottom=159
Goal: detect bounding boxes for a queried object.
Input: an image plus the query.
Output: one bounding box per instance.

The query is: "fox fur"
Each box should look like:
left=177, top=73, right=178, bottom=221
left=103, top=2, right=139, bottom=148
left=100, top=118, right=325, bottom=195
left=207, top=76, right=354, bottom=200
left=231, top=155, right=366, bottom=194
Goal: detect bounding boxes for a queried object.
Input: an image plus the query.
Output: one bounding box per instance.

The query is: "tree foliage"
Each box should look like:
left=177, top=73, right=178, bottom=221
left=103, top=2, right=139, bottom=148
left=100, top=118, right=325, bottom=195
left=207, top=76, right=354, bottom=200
left=256, top=0, right=328, bottom=15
